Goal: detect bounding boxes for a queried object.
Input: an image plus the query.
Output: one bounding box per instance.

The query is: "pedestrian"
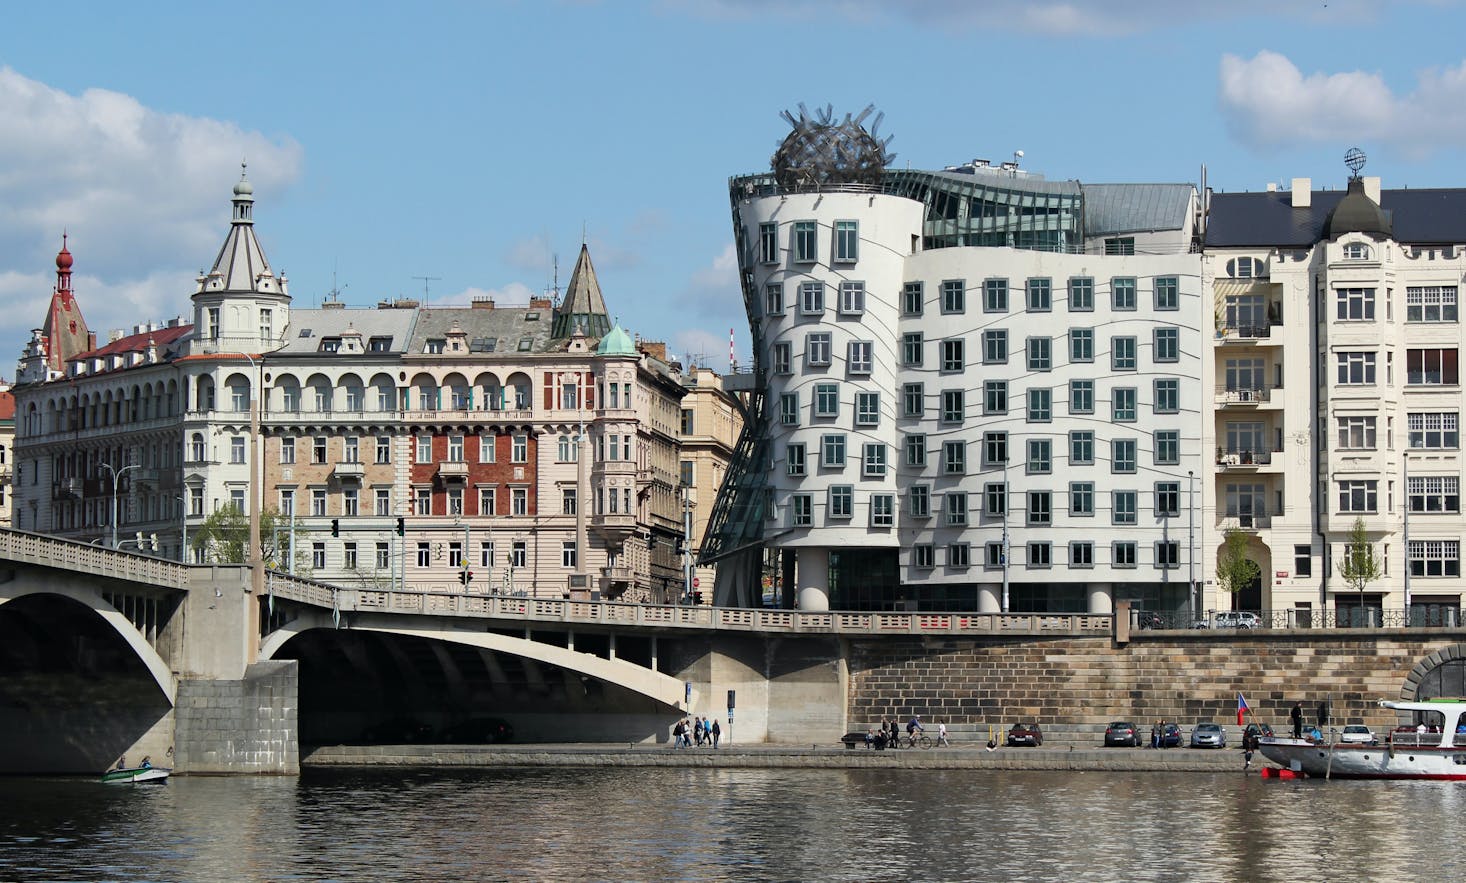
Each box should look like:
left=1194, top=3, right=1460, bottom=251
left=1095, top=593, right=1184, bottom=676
left=1150, top=721, right=1160, bottom=749
left=1243, top=731, right=1256, bottom=770
left=693, top=716, right=704, bottom=747
left=711, top=718, right=721, bottom=749
left=937, top=721, right=949, bottom=747
left=672, top=718, right=685, bottom=748
left=1290, top=702, right=1304, bottom=740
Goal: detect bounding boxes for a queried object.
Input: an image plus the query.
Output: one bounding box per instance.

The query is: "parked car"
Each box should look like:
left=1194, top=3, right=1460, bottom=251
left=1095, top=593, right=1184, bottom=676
left=441, top=717, right=515, bottom=744
left=1191, top=722, right=1227, bottom=748
left=1242, top=722, right=1274, bottom=743
left=1007, top=722, right=1043, bottom=747
left=1191, top=612, right=1260, bottom=629
left=1159, top=722, right=1182, bottom=748
left=1135, top=611, right=1164, bottom=630
left=1339, top=724, right=1377, bottom=745
left=1105, top=721, right=1141, bottom=747
left=362, top=716, right=435, bottom=744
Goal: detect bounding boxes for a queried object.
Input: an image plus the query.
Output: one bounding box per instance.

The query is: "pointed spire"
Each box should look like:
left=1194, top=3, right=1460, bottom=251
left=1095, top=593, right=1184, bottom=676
left=552, top=243, right=611, bottom=339
left=41, top=234, right=92, bottom=372
left=232, top=160, right=255, bottom=225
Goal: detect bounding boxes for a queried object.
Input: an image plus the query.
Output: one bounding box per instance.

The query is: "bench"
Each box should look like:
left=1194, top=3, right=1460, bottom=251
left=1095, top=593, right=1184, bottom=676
left=840, top=731, right=872, bottom=749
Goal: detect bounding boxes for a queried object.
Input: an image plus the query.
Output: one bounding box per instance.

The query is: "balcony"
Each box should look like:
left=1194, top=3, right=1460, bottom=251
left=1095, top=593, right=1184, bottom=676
left=1214, top=386, right=1278, bottom=407
left=1218, top=512, right=1272, bottom=530
left=436, top=461, right=469, bottom=481
left=1215, top=447, right=1280, bottom=470
left=333, top=460, right=366, bottom=481
left=593, top=459, right=639, bottom=479
left=592, top=512, right=637, bottom=543
left=52, top=478, right=82, bottom=499
left=602, top=565, right=632, bottom=583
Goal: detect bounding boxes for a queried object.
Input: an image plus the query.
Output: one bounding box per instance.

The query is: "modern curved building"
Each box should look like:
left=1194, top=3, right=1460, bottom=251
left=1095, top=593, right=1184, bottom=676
left=705, top=111, right=1203, bottom=614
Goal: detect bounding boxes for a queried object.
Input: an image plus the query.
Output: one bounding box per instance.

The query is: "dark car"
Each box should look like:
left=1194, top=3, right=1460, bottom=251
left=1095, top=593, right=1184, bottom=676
left=363, top=716, right=435, bottom=743
left=1105, top=721, right=1141, bottom=747
left=1242, top=722, right=1274, bottom=743
left=1007, top=722, right=1043, bottom=747
left=441, top=717, right=514, bottom=744
left=1159, top=722, right=1182, bottom=748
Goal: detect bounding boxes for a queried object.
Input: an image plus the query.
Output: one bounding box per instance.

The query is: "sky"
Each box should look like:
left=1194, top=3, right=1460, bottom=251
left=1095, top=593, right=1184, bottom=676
left=4, top=0, right=1466, bottom=377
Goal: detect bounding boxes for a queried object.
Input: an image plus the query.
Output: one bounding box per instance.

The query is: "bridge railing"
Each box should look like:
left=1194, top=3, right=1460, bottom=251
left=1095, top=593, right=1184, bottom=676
left=0, top=528, right=187, bottom=589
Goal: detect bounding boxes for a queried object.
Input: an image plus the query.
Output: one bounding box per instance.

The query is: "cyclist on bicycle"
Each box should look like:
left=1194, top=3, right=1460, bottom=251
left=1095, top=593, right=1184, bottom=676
left=907, top=715, right=924, bottom=738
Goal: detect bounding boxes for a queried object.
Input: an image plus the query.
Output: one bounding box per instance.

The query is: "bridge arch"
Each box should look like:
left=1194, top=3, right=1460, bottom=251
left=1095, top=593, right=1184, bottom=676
left=1403, top=643, right=1466, bottom=701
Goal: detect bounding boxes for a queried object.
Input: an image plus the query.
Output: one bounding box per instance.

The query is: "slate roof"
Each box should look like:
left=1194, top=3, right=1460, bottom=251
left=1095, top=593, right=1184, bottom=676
left=273, top=309, right=418, bottom=355
left=1081, top=183, right=1194, bottom=235
left=1206, top=187, right=1466, bottom=247
left=407, top=306, right=558, bottom=356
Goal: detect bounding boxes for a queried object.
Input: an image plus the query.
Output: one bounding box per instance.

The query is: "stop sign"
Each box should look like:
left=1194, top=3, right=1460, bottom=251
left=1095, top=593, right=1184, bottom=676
left=692, top=577, right=700, bottom=588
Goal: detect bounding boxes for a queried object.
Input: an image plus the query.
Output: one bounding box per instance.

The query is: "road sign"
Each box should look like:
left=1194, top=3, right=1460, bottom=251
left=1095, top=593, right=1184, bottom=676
left=692, top=577, right=700, bottom=588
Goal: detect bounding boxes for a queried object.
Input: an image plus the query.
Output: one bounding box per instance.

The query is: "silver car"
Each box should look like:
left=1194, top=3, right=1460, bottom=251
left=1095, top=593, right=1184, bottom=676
left=1190, top=722, right=1226, bottom=748
left=1340, top=724, right=1377, bottom=745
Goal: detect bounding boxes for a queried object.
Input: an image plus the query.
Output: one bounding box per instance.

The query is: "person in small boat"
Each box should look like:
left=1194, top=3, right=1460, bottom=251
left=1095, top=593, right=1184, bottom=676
left=140, top=756, right=152, bottom=769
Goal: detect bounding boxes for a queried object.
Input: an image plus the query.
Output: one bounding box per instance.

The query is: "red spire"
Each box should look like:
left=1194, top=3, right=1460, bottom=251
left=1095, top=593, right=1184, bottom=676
left=56, top=233, right=73, bottom=290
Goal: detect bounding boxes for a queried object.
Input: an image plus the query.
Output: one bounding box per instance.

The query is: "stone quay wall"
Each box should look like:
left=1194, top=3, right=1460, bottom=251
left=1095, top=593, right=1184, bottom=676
left=847, top=631, right=1466, bottom=734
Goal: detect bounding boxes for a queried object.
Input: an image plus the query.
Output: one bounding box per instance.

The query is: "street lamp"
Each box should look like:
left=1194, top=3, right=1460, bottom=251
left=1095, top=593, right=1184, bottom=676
left=1188, top=470, right=1197, bottom=620
left=238, top=353, right=264, bottom=599
left=176, top=494, right=188, bottom=563
left=101, top=461, right=141, bottom=549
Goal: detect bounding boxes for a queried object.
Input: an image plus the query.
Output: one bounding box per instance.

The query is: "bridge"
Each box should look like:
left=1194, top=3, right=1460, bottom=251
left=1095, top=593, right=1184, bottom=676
left=7, top=529, right=1463, bottom=777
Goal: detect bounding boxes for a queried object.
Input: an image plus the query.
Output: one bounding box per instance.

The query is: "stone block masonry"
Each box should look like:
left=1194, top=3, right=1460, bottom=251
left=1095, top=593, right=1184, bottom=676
left=175, top=660, right=300, bottom=774
left=848, top=632, right=1466, bottom=734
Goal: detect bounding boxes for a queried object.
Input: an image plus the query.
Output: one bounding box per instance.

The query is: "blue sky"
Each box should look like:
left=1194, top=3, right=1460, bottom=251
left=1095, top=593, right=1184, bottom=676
left=4, top=0, right=1466, bottom=376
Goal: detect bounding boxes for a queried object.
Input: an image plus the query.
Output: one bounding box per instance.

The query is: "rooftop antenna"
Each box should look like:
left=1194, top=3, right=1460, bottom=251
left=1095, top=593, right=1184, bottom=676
left=327, top=261, right=348, bottom=305
left=412, top=275, right=441, bottom=300
left=549, top=253, right=560, bottom=306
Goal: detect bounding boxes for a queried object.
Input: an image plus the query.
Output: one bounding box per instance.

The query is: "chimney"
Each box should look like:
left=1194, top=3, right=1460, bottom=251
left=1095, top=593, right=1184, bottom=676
left=1363, top=176, right=1381, bottom=204
left=529, top=297, right=553, bottom=310
left=471, top=297, right=496, bottom=310
left=1291, top=178, right=1311, bottom=208
left=638, top=340, right=668, bottom=361
left=322, top=300, right=345, bottom=310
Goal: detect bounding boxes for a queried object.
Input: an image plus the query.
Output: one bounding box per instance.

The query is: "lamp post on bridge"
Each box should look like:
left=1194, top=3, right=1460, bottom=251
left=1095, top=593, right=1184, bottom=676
left=101, top=461, right=141, bottom=549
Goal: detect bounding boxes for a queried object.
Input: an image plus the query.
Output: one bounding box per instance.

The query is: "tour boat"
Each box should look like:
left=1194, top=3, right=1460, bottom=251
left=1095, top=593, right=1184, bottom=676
left=1258, top=699, right=1466, bottom=780
left=101, top=764, right=171, bottom=784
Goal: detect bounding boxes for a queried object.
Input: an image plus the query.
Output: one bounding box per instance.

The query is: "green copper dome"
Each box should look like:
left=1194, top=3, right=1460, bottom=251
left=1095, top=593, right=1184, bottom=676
left=597, top=324, right=635, bottom=356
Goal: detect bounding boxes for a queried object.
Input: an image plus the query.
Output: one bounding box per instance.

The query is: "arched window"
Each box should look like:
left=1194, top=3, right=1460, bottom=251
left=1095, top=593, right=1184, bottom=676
left=1343, top=242, right=1372, bottom=260
left=188, top=432, right=206, bottom=463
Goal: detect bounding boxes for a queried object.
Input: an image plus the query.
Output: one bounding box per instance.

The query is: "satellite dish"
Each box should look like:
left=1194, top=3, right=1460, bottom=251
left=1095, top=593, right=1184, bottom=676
left=1345, top=147, right=1367, bottom=176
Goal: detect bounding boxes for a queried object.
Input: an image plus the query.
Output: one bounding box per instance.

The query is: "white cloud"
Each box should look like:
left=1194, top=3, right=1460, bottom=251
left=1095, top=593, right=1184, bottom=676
left=429, top=282, right=539, bottom=308
left=1218, top=51, right=1466, bottom=152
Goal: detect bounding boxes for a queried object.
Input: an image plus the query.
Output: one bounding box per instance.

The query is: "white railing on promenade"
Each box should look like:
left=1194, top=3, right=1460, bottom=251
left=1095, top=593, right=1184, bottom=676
left=0, top=528, right=188, bottom=589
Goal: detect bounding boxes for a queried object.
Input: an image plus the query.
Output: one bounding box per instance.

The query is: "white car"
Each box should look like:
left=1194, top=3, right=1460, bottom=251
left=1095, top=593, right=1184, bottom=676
left=1192, top=611, right=1260, bottom=629
left=1340, top=725, right=1377, bottom=745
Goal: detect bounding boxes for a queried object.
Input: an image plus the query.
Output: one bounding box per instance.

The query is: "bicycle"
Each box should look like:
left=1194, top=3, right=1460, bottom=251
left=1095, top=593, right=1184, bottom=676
left=905, top=731, right=933, bottom=750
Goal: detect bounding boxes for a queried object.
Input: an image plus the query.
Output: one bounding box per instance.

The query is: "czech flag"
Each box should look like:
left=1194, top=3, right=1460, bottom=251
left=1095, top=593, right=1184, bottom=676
left=1237, top=693, right=1250, bottom=726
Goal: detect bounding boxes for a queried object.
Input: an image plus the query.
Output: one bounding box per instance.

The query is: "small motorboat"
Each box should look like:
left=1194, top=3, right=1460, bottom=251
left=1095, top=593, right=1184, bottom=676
left=102, top=758, right=171, bottom=784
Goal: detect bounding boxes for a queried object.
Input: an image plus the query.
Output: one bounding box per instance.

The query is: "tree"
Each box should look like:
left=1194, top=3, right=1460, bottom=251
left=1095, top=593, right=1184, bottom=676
left=1216, top=528, right=1261, bottom=610
left=1339, top=515, right=1382, bottom=601
left=190, top=506, right=309, bottom=574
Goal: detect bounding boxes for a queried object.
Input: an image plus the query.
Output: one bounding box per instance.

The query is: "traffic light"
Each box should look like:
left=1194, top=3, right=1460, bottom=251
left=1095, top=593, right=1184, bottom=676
left=693, top=591, right=704, bottom=605
left=330, top=519, right=340, bottom=538
left=647, top=535, right=656, bottom=550
left=395, top=517, right=405, bottom=536
left=458, top=569, right=474, bottom=585
left=675, top=538, right=685, bottom=555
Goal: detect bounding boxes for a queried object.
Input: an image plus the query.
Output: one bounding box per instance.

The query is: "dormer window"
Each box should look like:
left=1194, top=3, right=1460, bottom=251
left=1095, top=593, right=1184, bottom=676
left=425, top=339, right=446, bottom=354
left=368, top=336, right=392, bottom=352
left=518, top=338, right=533, bottom=352
left=1225, top=257, right=1265, bottom=279
left=319, top=337, right=341, bottom=353
left=1343, top=243, right=1372, bottom=260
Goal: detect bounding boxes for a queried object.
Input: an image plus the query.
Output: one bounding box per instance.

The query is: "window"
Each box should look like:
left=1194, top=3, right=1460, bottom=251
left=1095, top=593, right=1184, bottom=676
left=207, top=307, right=220, bottom=340
left=984, top=380, right=1008, bottom=415
left=839, top=281, right=866, bottom=315
left=1114, top=541, right=1137, bottom=567
left=1027, top=439, right=1051, bottom=474
left=1409, top=413, right=1459, bottom=449
left=944, top=437, right=967, bottom=472
left=416, top=435, right=432, bottom=463
left=1155, top=541, right=1180, bottom=568
left=1070, top=542, right=1094, bottom=568
left=1070, top=328, right=1094, bottom=363
left=1070, top=431, right=1094, bottom=465
left=1028, top=490, right=1051, bottom=525
left=1027, top=337, right=1052, bottom=372
left=1154, top=276, right=1179, bottom=310
left=279, top=488, right=295, bottom=516
left=829, top=485, right=854, bottom=519
left=780, top=392, right=799, bottom=426
left=948, top=543, right=971, bottom=568
left=983, top=279, right=1008, bottom=312
left=1105, top=238, right=1135, bottom=256
left=512, top=435, right=528, bottom=463
left=476, top=486, right=495, bottom=515
left=799, top=281, right=824, bottom=315
left=821, top=434, right=846, bottom=468
left=1338, top=480, right=1378, bottom=513
left=1406, top=286, right=1457, bottom=323
left=1337, top=416, right=1377, bottom=450
left=1336, top=287, right=1376, bottom=321
left=1156, top=482, right=1180, bottom=517
left=1111, top=277, right=1137, bottom=310
left=913, top=544, right=935, bottom=568
left=1069, top=276, right=1094, bottom=311
left=313, top=542, right=326, bottom=569
left=941, top=389, right=964, bottom=424
left=1409, top=540, right=1461, bottom=577
left=855, top=391, right=880, bottom=426
left=1028, top=542, right=1052, bottom=568
left=376, top=488, right=391, bottom=516
left=1109, top=387, right=1136, bottom=422
left=1027, top=388, right=1051, bottom=423
left=942, top=279, right=966, bottom=313
left=787, top=443, right=806, bottom=476
left=413, top=487, right=430, bottom=515
left=902, top=332, right=924, bottom=367
left=985, top=542, right=1005, bottom=568
left=791, top=494, right=812, bottom=526
left=1226, top=257, right=1265, bottom=278
left=983, top=432, right=1007, bottom=466
left=903, top=282, right=924, bottom=316
left=814, top=383, right=838, bottom=418
left=862, top=443, right=887, bottom=477
left=1112, top=336, right=1137, bottom=370
left=448, top=542, right=464, bottom=569
left=982, top=330, right=1008, bottom=364
left=415, top=542, right=430, bottom=568
left=985, top=483, right=1006, bottom=517
left=1337, top=352, right=1377, bottom=385
left=345, top=488, right=361, bottom=516
left=1408, top=349, right=1459, bottom=385
left=772, top=342, right=792, bottom=374
left=561, top=541, right=577, bottom=569
left=1294, top=545, right=1312, bottom=577
left=909, top=485, right=931, bottom=517
left=765, top=283, right=784, bottom=316
left=511, top=487, right=527, bottom=515
left=806, top=332, right=832, bottom=367
left=446, top=435, right=463, bottom=463
left=230, top=436, right=245, bottom=464
left=848, top=340, right=873, bottom=374
left=1070, top=482, right=1094, bottom=516
left=870, top=493, right=894, bottom=527
left=902, top=383, right=924, bottom=418
left=1069, top=380, right=1094, bottom=415
left=1027, top=278, right=1052, bottom=312
left=1112, top=439, right=1137, bottom=473
left=376, top=542, right=391, bottom=570
left=793, top=220, right=817, bottom=262
left=759, top=222, right=778, bottom=263
left=511, top=541, right=527, bottom=568
left=944, top=492, right=968, bottom=526
left=1408, top=476, right=1460, bottom=513
left=1342, top=242, right=1372, bottom=260
left=941, top=339, right=965, bottom=372
left=904, top=434, right=926, bottom=467
left=1154, top=379, right=1179, bottom=414
left=189, top=433, right=206, bottom=463
left=1113, top=490, right=1137, bottom=525
left=557, top=434, right=576, bottom=462
left=1155, top=430, right=1180, bottom=465
left=834, top=220, right=858, bottom=262
left=1154, top=327, right=1179, bottom=362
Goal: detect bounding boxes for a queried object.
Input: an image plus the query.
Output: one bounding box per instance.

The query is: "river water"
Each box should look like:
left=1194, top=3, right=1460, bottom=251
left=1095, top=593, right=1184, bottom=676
left=1, top=767, right=1460, bottom=882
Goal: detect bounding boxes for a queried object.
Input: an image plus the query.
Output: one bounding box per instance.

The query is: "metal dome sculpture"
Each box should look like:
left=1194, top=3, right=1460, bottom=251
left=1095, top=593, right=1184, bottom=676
left=771, top=103, right=895, bottom=190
